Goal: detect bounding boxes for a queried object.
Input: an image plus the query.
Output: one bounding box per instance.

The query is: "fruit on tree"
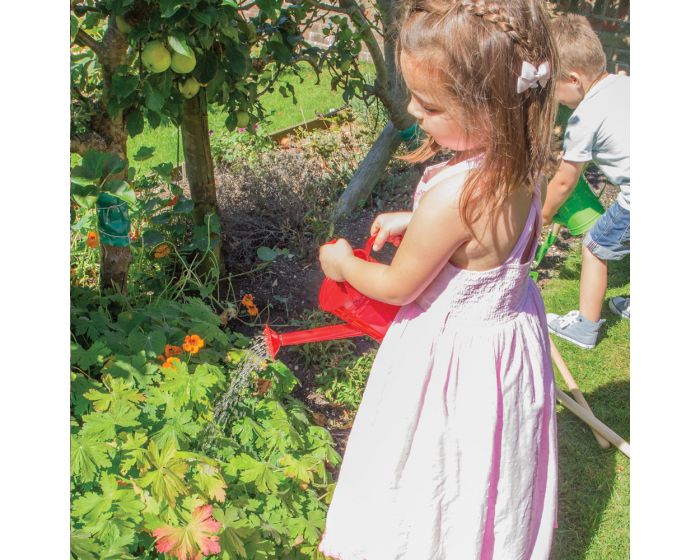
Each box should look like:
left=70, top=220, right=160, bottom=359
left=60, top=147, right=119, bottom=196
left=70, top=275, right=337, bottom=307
left=171, top=52, right=197, bottom=74
left=235, top=111, right=250, bottom=128
left=179, top=77, right=201, bottom=99
left=115, top=16, right=132, bottom=34
left=142, top=41, right=171, bottom=73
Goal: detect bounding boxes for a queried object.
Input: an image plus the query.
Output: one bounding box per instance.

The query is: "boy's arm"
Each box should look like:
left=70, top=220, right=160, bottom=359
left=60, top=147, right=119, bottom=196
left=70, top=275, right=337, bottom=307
left=542, top=160, right=586, bottom=227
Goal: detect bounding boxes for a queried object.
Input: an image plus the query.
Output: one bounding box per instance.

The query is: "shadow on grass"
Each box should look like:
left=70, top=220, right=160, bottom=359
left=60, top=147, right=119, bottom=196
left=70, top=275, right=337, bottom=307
left=556, top=252, right=629, bottom=291
left=551, top=380, right=630, bottom=560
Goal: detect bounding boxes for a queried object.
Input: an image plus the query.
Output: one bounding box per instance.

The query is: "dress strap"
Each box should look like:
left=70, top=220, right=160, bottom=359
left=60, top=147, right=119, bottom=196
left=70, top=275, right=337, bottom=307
left=505, top=193, right=540, bottom=265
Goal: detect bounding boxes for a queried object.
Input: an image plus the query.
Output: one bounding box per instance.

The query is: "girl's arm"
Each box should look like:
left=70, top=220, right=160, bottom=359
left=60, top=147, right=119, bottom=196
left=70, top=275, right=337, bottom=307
left=320, top=177, right=469, bottom=306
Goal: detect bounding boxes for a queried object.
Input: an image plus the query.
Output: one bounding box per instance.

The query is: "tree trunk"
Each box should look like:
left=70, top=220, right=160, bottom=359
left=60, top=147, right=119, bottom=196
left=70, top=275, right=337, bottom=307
left=333, top=0, right=413, bottom=219
left=181, top=88, right=223, bottom=273
left=98, top=20, right=132, bottom=294
left=334, top=123, right=403, bottom=218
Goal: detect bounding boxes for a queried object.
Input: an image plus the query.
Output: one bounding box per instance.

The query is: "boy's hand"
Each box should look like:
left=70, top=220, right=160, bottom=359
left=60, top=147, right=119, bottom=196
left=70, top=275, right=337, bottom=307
left=319, top=238, right=353, bottom=282
left=370, top=212, right=412, bottom=251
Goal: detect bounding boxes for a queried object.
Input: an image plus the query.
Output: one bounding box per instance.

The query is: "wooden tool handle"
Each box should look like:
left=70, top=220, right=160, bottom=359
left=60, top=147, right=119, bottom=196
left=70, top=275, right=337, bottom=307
left=555, top=388, right=630, bottom=458
left=549, top=336, right=610, bottom=449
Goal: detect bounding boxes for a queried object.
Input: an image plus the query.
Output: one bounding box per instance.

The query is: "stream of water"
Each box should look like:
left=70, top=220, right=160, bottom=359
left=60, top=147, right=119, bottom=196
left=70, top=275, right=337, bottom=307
left=199, top=335, right=270, bottom=452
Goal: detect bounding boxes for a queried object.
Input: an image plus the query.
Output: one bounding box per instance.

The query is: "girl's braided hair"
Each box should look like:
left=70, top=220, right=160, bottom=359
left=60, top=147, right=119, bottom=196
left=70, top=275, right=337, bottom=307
left=395, top=0, right=559, bottom=230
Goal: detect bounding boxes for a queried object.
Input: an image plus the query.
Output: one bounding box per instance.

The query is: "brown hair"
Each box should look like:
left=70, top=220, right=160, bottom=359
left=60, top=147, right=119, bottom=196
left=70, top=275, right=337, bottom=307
left=395, top=0, right=559, bottom=229
left=550, top=13, right=606, bottom=77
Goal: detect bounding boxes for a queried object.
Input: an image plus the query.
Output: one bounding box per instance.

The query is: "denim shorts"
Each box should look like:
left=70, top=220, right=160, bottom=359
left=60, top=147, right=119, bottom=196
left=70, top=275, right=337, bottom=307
left=584, top=200, right=630, bottom=261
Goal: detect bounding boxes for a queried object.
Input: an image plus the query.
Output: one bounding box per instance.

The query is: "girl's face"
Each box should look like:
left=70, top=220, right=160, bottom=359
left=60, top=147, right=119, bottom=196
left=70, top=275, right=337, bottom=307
left=400, top=53, right=477, bottom=152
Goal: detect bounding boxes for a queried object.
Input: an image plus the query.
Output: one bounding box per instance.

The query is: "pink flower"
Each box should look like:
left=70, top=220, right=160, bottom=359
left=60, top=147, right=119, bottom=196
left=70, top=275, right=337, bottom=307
left=153, top=504, right=222, bottom=560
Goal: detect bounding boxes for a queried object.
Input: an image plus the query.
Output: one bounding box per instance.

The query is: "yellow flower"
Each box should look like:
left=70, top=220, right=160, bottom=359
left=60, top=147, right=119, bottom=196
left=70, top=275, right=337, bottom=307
left=162, top=356, right=181, bottom=369
left=165, top=344, right=183, bottom=358
left=183, top=334, right=205, bottom=354
left=86, top=231, right=99, bottom=249
left=154, top=244, right=170, bottom=259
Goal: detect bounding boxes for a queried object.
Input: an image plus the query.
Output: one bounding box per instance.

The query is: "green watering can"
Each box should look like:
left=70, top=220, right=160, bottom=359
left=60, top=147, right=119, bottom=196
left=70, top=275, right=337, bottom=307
left=530, top=174, right=605, bottom=281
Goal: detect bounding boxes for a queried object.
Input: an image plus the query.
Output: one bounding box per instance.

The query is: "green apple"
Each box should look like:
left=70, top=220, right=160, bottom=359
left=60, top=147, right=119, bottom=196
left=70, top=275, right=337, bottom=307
left=115, top=16, right=132, bottom=34
left=235, top=111, right=250, bottom=128
left=171, top=52, right=197, bottom=74
left=142, top=41, right=171, bottom=73
left=179, top=77, right=201, bottom=99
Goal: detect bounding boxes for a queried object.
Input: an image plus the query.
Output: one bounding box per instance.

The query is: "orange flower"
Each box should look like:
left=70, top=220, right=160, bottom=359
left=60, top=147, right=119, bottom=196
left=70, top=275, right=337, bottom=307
left=162, top=356, right=181, bottom=369
left=183, top=334, right=205, bottom=354
left=246, top=304, right=259, bottom=316
left=157, top=354, right=166, bottom=363
left=86, top=231, right=99, bottom=249
left=165, top=195, right=179, bottom=208
left=154, top=244, right=170, bottom=259
left=241, top=294, right=255, bottom=307
left=165, top=344, right=183, bottom=358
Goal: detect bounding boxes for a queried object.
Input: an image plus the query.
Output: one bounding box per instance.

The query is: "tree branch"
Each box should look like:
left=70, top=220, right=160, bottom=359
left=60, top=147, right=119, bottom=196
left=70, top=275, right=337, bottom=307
left=74, top=28, right=104, bottom=61
left=307, top=1, right=353, bottom=16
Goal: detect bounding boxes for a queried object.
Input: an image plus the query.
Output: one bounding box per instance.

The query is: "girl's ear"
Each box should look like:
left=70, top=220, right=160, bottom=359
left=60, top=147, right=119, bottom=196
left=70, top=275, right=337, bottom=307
left=566, top=71, right=583, bottom=87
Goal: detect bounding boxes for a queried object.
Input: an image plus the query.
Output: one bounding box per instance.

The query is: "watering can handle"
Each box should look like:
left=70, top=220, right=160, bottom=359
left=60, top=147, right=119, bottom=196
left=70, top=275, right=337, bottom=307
left=323, top=235, right=379, bottom=255
left=364, top=234, right=378, bottom=255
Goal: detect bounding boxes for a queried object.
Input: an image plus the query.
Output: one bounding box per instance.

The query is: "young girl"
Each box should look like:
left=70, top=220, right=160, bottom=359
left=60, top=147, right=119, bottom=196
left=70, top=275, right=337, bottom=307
left=318, top=1, right=559, bottom=558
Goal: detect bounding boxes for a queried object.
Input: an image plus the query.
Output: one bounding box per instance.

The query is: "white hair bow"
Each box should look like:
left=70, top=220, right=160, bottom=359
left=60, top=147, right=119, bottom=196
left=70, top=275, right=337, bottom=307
left=517, top=61, right=551, bottom=94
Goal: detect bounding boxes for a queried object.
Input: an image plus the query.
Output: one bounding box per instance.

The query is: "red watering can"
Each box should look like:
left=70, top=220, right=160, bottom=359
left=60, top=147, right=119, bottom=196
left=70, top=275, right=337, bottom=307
left=263, top=236, right=401, bottom=359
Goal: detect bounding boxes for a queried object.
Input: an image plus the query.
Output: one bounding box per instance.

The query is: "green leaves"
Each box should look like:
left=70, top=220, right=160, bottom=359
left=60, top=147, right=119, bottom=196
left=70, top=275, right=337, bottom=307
left=132, top=146, right=156, bottom=161
left=159, top=0, right=185, bottom=18
left=71, top=434, right=113, bottom=482
left=226, top=453, right=281, bottom=493
left=168, top=33, right=195, bottom=58
left=138, top=441, right=189, bottom=506
left=72, top=150, right=126, bottom=183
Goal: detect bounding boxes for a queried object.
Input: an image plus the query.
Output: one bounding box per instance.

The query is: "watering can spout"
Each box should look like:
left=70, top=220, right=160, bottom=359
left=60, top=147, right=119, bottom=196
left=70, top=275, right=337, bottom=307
left=262, top=235, right=402, bottom=359
left=263, top=323, right=367, bottom=360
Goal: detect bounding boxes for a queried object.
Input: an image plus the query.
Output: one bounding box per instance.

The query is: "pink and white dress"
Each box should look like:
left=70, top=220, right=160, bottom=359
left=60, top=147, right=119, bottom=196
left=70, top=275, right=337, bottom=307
left=318, top=158, right=558, bottom=560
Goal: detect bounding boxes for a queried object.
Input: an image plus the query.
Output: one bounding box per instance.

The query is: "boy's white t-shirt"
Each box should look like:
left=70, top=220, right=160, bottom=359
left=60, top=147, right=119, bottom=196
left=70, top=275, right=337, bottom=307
left=562, top=73, right=630, bottom=209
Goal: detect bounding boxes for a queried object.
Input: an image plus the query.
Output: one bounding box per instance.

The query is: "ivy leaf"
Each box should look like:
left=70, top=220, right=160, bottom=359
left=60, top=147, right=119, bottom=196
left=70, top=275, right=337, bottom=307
left=137, top=440, right=189, bottom=506
left=70, top=434, right=113, bottom=482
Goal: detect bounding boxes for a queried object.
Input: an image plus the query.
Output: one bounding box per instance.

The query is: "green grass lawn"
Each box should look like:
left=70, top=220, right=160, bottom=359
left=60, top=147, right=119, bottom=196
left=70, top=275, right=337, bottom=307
left=543, top=245, right=630, bottom=559
left=72, top=63, right=376, bottom=174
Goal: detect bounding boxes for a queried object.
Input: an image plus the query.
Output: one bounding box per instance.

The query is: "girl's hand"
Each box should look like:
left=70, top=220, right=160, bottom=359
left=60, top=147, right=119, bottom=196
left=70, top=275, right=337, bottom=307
left=319, top=238, right=354, bottom=281
left=370, top=212, right=413, bottom=251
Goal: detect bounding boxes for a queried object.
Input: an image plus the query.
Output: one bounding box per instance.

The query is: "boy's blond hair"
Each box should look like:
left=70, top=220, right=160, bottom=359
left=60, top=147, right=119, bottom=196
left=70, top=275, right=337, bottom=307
left=551, top=14, right=606, bottom=78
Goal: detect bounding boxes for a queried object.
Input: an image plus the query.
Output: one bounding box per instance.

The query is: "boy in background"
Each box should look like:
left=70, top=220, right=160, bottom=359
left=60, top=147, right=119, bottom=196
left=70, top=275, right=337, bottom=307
left=544, top=14, right=630, bottom=349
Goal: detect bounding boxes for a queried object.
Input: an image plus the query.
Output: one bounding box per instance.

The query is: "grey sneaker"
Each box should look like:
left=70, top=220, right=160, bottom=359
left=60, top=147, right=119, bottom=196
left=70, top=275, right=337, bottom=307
left=609, top=297, right=630, bottom=319
left=546, top=310, right=606, bottom=349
